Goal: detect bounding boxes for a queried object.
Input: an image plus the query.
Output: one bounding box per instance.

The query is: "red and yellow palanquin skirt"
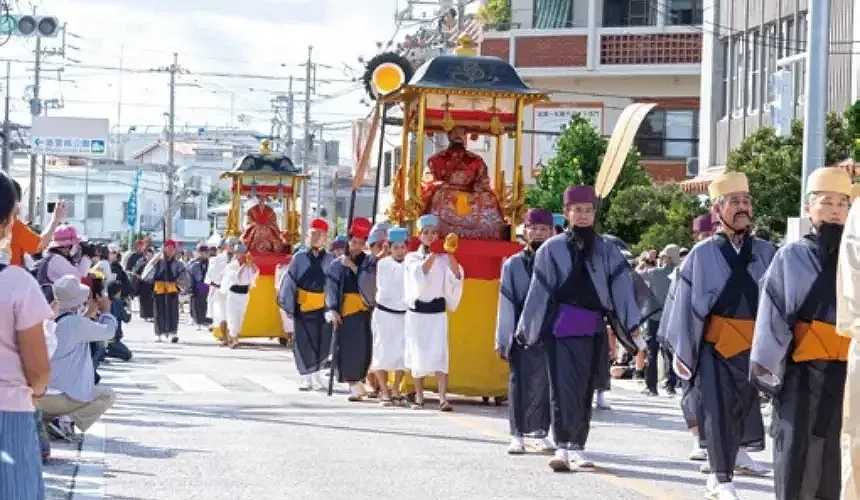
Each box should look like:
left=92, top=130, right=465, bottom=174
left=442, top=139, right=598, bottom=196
left=398, top=239, right=521, bottom=398
left=213, top=252, right=292, bottom=340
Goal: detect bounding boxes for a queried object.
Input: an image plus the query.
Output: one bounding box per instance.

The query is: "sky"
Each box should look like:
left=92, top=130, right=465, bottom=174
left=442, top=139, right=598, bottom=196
left=2, top=0, right=408, bottom=160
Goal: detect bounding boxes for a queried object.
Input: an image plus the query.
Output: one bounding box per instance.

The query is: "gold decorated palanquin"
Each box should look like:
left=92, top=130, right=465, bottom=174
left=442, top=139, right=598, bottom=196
left=221, top=145, right=309, bottom=248
left=381, top=37, right=547, bottom=240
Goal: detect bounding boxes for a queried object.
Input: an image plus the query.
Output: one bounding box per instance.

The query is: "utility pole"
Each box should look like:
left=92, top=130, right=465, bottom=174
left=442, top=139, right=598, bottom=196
left=800, top=0, right=830, bottom=203
left=301, top=45, right=313, bottom=237
left=317, top=124, right=324, bottom=215
left=286, top=76, right=294, bottom=154
left=2, top=61, right=10, bottom=173
left=27, top=35, right=41, bottom=222
left=166, top=52, right=178, bottom=240
left=116, top=44, right=124, bottom=161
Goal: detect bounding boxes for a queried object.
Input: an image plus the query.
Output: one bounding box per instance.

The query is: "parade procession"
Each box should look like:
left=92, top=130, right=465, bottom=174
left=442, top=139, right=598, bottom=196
left=4, top=1, right=860, bottom=499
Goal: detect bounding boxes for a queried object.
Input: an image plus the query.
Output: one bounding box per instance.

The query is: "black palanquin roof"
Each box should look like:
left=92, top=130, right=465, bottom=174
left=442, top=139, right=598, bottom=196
left=407, top=55, right=542, bottom=95
left=232, top=153, right=300, bottom=174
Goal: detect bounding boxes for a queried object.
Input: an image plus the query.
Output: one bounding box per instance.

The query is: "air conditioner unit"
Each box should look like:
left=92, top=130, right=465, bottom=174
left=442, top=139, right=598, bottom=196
left=686, top=157, right=699, bottom=178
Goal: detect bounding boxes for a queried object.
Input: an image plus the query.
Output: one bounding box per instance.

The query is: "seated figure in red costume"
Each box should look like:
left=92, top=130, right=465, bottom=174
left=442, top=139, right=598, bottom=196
left=422, top=127, right=505, bottom=240
left=242, top=195, right=286, bottom=254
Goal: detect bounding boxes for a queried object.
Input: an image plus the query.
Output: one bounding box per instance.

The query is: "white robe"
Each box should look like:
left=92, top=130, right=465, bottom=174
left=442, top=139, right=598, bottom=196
left=371, top=256, right=408, bottom=371
left=837, top=202, right=860, bottom=499
left=205, top=252, right=230, bottom=323
left=221, top=261, right=256, bottom=340
left=403, top=249, right=463, bottom=377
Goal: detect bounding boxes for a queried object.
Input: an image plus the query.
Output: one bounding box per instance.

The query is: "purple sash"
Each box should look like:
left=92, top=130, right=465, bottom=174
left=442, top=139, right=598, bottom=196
left=552, top=304, right=603, bottom=338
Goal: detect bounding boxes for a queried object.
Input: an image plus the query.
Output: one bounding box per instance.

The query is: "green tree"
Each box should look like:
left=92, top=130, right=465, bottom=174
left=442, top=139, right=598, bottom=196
left=477, top=0, right=512, bottom=29
left=847, top=100, right=860, bottom=162
left=207, top=187, right=231, bottom=207
left=525, top=116, right=649, bottom=215
left=602, top=184, right=704, bottom=253
left=726, top=113, right=853, bottom=237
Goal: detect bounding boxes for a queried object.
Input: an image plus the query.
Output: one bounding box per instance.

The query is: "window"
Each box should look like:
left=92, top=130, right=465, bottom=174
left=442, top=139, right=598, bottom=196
left=779, top=18, right=794, bottom=58
left=59, top=194, right=75, bottom=218
left=667, top=0, right=703, bottom=25
left=534, top=0, right=574, bottom=28
left=764, top=23, right=777, bottom=107
left=732, top=34, right=745, bottom=112
left=748, top=29, right=760, bottom=112
left=86, top=195, right=104, bottom=220
left=602, top=0, right=655, bottom=27
left=383, top=151, right=392, bottom=187
left=634, top=109, right=699, bottom=160
left=719, top=39, right=730, bottom=117
left=180, top=202, right=198, bottom=220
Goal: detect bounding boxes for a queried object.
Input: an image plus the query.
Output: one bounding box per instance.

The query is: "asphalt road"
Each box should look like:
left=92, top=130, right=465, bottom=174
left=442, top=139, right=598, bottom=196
left=43, top=314, right=775, bottom=500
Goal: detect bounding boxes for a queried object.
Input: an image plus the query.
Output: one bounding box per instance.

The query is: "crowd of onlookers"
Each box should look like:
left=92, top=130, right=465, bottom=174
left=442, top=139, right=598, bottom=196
left=0, top=171, right=162, bottom=498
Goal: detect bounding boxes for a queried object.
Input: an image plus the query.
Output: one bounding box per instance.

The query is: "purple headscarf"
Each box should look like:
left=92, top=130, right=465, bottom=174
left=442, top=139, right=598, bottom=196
left=525, top=208, right=554, bottom=227
left=564, top=185, right=597, bottom=206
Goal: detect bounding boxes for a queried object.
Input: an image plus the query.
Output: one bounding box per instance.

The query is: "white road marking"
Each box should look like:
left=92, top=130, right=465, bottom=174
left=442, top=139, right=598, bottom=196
left=165, top=373, right=229, bottom=393
left=69, top=422, right=106, bottom=500
left=244, top=374, right=300, bottom=394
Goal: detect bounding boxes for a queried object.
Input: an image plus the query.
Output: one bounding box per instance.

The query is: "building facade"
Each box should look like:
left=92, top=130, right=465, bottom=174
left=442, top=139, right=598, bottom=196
left=694, top=0, right=859, bottom=191
left=480, top=0, right=704, bottom=183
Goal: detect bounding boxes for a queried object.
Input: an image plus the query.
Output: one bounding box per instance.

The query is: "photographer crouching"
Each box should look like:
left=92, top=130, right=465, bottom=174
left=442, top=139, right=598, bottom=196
left=36, top=275, right=117, bottom=440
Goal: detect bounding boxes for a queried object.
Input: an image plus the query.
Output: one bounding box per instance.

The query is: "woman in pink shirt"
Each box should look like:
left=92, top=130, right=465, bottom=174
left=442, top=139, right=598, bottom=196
left=0, top=171, right=52, bottom=500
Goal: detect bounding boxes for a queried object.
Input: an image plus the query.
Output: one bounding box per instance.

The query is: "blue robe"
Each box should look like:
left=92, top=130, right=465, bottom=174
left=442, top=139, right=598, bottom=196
left=518, top=232, right=640, bottom=449
left=496, top=249, right=550, bottom=437
left=662, top=233, right=775, bottom=482
left=325, top=253, right=377, bottom=383
left=752, top=234, right=846, bottom=499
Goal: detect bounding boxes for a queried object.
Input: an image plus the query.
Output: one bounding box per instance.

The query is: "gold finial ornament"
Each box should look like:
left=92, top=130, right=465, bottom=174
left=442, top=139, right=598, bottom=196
left=441, top=111, right=456, bottom=132
left=455, top=34, right=478, bottom=57
left=260, top=139, right=272, bottom=155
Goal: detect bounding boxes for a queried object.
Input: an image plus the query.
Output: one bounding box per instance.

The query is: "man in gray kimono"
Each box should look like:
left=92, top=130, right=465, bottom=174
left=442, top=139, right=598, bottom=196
left=662, top=172, right=774, bottom=500
left=325, top=217, right=377, bottom=401
left=495, top=208, right=555, bottom=455
left=751, top=167, right=852, bottom=500
left=516, top=185, right=641, bottom=473
left=278, top=218, right=334, bottom=391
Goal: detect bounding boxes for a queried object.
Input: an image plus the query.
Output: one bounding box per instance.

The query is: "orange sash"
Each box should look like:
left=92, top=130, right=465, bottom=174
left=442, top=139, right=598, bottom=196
left=153, top=281, right=179, bottom=295
left=342, top=292, right=369, bottom=317
left=703, top=315, right=755, bottom=359
left=297, top=289, right=325, bottom=313
left=792, top=320, right=850, bottom=362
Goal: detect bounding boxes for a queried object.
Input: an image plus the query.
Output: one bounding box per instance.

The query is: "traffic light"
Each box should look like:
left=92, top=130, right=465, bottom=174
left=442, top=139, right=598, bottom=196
left=0, top=14, right=60, bottom=37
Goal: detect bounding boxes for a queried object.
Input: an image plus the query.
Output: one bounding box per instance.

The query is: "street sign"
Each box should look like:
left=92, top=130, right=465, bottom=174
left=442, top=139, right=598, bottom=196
left=31, top=116, right=109, bottom=156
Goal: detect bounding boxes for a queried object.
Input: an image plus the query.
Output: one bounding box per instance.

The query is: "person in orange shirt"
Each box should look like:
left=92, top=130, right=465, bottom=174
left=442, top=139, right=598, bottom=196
left=9, top=178, right=66, bottom=267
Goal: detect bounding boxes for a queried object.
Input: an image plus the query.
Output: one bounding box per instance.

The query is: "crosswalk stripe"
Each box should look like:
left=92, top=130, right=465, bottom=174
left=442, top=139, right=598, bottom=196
left=244, top=374, right=299, bottom=394
left=165, top=373, right=229, bottom=393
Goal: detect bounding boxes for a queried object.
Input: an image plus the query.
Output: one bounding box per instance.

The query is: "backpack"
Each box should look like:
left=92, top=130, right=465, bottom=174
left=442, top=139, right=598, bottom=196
left=32, top=254, right=56, bottom=303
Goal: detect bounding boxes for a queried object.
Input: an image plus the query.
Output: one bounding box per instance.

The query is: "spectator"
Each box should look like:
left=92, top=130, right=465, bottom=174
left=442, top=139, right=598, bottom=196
left=0, top=171, right=53, bottom=499
left=105, top=281, right=133, bottom=362
left=108, top=245, right=131, bottom=299
left=639, top=244, right=681, bottom=396
left=8, top=178, right=67, bottom=268
left=35, top=225, right=92, bottom=288
left=37, top=276, right=117, bottom=438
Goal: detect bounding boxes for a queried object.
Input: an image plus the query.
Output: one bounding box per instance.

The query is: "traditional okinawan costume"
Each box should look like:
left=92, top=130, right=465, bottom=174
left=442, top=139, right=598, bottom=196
left=370, top=227, right=409, bottom=373
left=753, top=168, right=852, bottom=500
left=221, top=244, right=258, bottom=344
left=187, top=245, right=210, bottom=328
left=517, top=186, right=640, bottom=471
left=205, top=243, right=232, bottom=327
left=403, top=215, right=464, bottom=378
left=141, top=240, right=189, bottom=341
left=496, top=209, right=552, bottom=449
left=838, top=192, right=860, bottom=500
left=242, top=196, right=286, bottom=254
left=278, top=218, right=335, bottom=386
left=661, top=173, right=775, bottom=492
left=325, top=218, right=377, bottom=393
left=421, top=134, right=505, bottom=240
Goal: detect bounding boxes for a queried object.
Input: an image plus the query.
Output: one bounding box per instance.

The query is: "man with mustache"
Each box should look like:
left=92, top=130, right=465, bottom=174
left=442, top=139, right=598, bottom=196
left=516, top=186, right=641, bottom=472
left=495, top=208, right=555, bottom=455
left=661, top=172, right=774, bottom=499
left=752, top=167, right=852, bottom=500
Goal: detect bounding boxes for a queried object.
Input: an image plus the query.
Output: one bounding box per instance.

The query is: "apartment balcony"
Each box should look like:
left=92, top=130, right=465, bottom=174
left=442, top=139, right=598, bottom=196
left=481, top=25, right=701, bottom=77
